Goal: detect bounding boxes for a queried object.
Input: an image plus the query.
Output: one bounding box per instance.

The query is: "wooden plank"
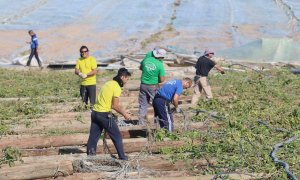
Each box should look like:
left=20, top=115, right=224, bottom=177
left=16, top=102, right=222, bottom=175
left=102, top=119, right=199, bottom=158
left=16, top=138, right=200, bottom=157
left=51, top=171, right=188, bottom=180
left=0, top=154, right=213, bottom=180
left=2, top=121, right=206, bottom=150
left=0, top=160, right=73, bottom=180
left=0, top=134, right=88, bottom=149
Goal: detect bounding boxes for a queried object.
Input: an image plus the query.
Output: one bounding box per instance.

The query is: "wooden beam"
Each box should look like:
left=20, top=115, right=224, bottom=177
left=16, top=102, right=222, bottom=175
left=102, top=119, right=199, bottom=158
left=15, top=138, right=200, bottom=157
left=0, top=154, right=215, bottom=180
left=2, top=121, right=206, bottom=150
left=0, top=160, right=74, bottom=180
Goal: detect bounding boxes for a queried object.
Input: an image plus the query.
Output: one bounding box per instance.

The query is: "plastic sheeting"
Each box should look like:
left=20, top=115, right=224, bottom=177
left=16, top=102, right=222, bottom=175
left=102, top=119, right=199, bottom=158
left=0, top=0, right=299, bottom=63
left=218, top=38, right=300, bottom=62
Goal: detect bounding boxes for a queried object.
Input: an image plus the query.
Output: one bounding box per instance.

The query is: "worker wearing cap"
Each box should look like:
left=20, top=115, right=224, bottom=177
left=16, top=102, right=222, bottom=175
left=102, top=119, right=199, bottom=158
left=191, top=49, right=225, bottom=105
left=138, top=48, right=166, bottom=125
left=75, top=46, right=98, bottom=107
left=86, top=68, right=131, bottom=160
left=153, top=78, right=192, bottom=132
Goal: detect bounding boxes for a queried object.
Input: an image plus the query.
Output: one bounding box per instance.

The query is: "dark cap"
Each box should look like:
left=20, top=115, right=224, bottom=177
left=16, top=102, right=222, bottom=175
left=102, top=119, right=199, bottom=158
left=117, top=68, right=131, bottom=76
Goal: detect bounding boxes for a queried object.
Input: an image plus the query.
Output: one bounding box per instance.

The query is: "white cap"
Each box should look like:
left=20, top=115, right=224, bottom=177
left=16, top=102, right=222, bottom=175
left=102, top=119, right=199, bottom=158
left=153, top=49, right=167, bottom=58
left=204, top=49, right=214, bottom=56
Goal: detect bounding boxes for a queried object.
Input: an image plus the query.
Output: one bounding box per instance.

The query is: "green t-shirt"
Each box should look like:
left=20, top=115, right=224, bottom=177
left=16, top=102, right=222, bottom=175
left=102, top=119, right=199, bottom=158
left=140, top=57, right=165, bottom=85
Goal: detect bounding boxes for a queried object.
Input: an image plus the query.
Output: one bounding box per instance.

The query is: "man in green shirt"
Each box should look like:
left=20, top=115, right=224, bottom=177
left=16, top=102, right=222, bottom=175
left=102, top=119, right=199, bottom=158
left=138, top=48, right=166, bottom=125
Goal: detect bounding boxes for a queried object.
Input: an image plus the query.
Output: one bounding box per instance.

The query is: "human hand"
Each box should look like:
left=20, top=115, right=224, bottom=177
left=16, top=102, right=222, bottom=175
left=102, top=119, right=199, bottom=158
left=124, top=113, right=131, bottom=120
left=78, top=72, right=87, bottom=79
left=171, top=107, right=182, bottom=113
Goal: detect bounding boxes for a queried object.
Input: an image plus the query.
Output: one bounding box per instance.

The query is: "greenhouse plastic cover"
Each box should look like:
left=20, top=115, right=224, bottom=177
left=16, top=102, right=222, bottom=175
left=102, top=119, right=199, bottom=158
left=0, top=0, right=299, bottom=63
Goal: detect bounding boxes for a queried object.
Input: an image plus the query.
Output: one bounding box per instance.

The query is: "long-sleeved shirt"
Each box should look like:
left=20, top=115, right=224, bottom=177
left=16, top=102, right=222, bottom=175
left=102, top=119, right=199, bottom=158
left=30, top=35, right=38, bottom=49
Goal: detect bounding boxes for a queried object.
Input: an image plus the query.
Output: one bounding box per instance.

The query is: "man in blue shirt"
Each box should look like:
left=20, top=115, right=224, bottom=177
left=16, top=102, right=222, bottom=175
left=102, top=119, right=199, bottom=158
left=152, top=77, right=192, bottom=132
left=26, top=30, right=43, bottom=68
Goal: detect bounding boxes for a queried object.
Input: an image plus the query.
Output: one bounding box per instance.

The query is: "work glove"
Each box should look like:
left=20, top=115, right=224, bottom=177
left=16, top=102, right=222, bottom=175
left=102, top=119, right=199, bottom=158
left=78, top=72, right=87, bottom=79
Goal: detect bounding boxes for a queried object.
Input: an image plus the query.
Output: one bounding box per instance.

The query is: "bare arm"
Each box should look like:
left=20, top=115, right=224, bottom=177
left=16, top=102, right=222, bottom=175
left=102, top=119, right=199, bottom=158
left=159, top=76, right=165, bottom=83
left=214, top=64, right=225, bottom=73
left=112, top=97, right=131, bottom=120
left=75, top=68, right=80, bottom=75
left=172, top=94, right=180, bottom=109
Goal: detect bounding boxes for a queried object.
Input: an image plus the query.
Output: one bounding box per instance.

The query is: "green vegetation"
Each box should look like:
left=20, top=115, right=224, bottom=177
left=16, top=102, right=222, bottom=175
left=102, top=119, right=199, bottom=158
left=154, top=129, right=180, bottom=142
left=0, top=69, right=79, bottom=98
left=0, top=69, right=115, bottom=136
left=0, top=147, right=23, bottom=167
left=160, top=68, right=300, bottom=179
left=0, top=67, right=299, bottom=178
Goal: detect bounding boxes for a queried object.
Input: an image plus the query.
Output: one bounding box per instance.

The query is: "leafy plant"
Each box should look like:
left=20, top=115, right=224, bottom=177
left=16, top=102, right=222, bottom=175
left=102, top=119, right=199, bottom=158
left=0, top=147, right=23, bottom=167
left=154, top=129, right=180, bottom=141
left=160, top=68, right=300, bottom=179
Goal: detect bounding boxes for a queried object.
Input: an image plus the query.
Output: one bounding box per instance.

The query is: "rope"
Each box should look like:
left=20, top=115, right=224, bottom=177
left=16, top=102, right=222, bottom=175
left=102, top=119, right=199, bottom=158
left=192, top=109, right=225, bottom=120
left=257, top=119, right=290, bottom=133
left=228, top=63, right=265, bottom=74
left=270, top=135, right=299, bottom=180
left=103, top=130, right=117, bottom=159
left=212, top=171, right=257, bottom=180
left=257, top=119, right=298, bottom=179
left=73, top=156, right=124, bottom=173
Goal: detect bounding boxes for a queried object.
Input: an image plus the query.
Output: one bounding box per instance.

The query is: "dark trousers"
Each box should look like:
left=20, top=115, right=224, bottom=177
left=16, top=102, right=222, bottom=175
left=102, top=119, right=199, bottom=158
left=80, top=85, right=96, bottom=106
left=138, top=84, right=158, bottom=124
left=152, top=95, right=174, bottom=132
left=27, top=48, right=42, bottom=67
left=86, top=111, right=126, bottom=159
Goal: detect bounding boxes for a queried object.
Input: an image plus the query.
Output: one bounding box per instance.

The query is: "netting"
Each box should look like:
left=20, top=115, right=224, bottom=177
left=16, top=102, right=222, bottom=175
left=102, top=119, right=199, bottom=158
left=73, top=156, right=125, bottom=173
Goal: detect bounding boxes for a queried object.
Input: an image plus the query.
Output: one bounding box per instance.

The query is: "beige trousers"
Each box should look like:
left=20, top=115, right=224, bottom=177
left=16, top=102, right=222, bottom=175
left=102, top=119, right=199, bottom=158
left=191, top=76, right=213, bottom=106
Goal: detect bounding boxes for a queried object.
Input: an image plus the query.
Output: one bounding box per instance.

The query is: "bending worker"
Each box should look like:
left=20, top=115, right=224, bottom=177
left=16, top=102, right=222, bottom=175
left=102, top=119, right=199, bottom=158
left=191, top=49, right=225, bottom=105
left=153, top=78, right=192, bottom=132
left=75, top=46, right=97, bottom=107
left=86, top=68, right=131, bottom=160
left=138, top=48, right=166, bottom=125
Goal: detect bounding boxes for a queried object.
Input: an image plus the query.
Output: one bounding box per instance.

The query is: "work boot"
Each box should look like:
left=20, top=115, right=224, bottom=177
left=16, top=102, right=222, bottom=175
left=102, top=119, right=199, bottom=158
left=119, top=156, right=128, bottom=161
left=87, top=148, right=96, bottom=156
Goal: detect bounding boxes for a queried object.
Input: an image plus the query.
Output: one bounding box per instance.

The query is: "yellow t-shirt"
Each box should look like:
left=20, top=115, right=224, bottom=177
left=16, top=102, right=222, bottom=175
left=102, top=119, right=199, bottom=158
left=93, top=80, right=122, bottom=112
left=75, top=56, right=97, bottom=85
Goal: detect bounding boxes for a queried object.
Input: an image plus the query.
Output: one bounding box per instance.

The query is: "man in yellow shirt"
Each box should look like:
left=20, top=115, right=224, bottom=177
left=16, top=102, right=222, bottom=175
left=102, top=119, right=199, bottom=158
left=87, top=68, right=131, bottom=160
left=75, top=46, right=97, bottom=106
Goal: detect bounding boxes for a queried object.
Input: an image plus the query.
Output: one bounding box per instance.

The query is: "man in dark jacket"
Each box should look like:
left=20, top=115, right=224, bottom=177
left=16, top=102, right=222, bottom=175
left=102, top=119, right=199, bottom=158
left=191, top=49, right=225, bottom=105
left=26, top=30, right=43, bottom=68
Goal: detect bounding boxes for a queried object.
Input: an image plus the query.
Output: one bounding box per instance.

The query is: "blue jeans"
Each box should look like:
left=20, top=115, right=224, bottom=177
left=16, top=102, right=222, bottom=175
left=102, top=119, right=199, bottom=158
left=27, top=48, right=42, bottom=67
left=86, top=111, right=127, bottom=160
left=152, top=95, right=174, bottom=132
